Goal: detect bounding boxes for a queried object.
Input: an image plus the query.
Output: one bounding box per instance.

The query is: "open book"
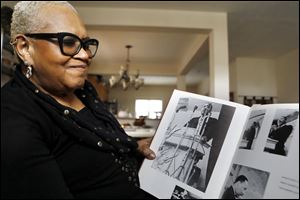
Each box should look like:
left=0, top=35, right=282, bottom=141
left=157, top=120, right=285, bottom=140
left=138, top=89, right=299, bottom=199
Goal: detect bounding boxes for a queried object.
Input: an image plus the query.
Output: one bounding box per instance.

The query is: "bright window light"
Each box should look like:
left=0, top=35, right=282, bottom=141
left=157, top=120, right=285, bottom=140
left=135, top=99, right=163, bottom=119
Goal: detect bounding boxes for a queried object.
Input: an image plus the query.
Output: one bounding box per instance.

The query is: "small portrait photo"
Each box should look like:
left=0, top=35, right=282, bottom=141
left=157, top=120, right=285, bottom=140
left=239, top=109, right=266, bottom=150
left=221, top=164, right=270, bottom=199
left=171, top=185, right=200, bottom=199
left=264, top=109, right=299, bottom=156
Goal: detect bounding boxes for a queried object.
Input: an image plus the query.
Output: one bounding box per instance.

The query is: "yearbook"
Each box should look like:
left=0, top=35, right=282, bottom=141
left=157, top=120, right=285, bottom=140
left=139, top=89, right=299, bottom=199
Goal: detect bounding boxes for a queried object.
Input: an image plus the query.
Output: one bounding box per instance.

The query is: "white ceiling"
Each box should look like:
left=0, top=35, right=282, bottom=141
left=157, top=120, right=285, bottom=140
left=69, top=1, right=299, bottom=59
left=86, top=27, right=208, bottom=85
left=2, top=1, right=299, bottom=85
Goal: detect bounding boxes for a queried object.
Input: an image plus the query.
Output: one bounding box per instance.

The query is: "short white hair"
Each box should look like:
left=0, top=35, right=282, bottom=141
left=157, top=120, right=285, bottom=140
left=10, top=1, right=77, bottom=40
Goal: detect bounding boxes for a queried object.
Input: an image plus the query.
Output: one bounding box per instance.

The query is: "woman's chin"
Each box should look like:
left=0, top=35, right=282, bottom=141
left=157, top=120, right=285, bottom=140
left=67, top=78, right=86, bottom=90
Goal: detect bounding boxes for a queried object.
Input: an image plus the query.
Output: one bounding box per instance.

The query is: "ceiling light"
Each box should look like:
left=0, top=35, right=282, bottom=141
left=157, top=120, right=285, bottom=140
left=109, top=45, right=144, bottom=90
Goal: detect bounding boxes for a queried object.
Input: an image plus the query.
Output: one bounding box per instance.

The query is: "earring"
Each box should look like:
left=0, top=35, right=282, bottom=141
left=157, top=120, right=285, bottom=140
left=24, top=61, right=33, bottom=79
left=25, top=66, right=32, bottom=79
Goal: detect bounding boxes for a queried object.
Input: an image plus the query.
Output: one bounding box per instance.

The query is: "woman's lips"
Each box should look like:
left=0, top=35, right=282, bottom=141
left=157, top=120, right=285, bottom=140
left=68, top=65, right=88, bottom=74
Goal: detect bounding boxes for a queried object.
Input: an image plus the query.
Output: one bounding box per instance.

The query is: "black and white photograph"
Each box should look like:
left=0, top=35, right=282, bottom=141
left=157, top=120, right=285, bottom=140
left=264, top=109, right=299, bottom=156
left=221, top=164, right=270, bottom=199
left=151, top=97, right=236, bottom=192
left=170, top=185, right=200, bottom=199
left=239, top=109, right=266, bottom=150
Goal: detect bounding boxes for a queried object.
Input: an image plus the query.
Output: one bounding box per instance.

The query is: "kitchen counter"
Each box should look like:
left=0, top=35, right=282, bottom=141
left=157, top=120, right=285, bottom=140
left=117, top=117, right=160, bottom=138
left=124, top=127, right=156, bottom=138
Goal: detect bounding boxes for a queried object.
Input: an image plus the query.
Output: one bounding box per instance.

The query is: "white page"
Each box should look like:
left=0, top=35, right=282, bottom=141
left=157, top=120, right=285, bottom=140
left=220, top=104, right=299, bottom=199
left=139, top=90, right=250, bottom=199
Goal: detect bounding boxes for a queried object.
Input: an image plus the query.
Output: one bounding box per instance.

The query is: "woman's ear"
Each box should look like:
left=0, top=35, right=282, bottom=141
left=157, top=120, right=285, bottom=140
left=13, top=35, right=32, bottom=63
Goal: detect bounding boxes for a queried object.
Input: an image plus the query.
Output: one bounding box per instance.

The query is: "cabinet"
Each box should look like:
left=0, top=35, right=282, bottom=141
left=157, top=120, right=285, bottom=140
left=87, top=75, right=119, bottom=114
left=87, top=75, right=108, bottom=102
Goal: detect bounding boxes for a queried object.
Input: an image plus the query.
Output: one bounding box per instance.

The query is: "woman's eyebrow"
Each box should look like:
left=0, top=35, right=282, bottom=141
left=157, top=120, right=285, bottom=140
left=82, top=36, right=90, bottom=40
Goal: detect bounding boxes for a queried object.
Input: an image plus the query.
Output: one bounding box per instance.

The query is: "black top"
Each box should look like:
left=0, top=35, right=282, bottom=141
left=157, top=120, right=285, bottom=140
left=1, top=64, right=154, bottom=199
left=221, top=186, right=235, bottom=199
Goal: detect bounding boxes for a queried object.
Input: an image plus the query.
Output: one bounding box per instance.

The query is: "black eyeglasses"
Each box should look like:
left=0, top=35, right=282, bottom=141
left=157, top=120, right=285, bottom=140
left=24, top=32, right=99, bottom=58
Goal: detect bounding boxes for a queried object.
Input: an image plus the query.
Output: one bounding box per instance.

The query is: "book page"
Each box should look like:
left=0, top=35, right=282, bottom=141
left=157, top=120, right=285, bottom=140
left=221, top=104, right=299, bottom=199
left=139, top=90, right=250, bottom=199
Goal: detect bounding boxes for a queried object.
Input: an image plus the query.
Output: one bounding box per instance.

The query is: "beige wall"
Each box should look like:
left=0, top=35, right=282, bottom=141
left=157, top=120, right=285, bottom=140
left=275, top=49, right=299, bottom=103
left=230, top=49, right=299, bottom=104
left=231, top=57, right=277, bottom=104
left=186, top=77, right=210, bottom=95
left=186, top=84, right=198, bottom=94
left=108, top=85, right=175, bottom=116
left=198, top=77, right=210, bottom=96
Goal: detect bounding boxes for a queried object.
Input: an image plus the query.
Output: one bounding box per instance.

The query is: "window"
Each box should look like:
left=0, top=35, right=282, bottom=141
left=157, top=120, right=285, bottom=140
left=135, top=99, right=163, bottom=119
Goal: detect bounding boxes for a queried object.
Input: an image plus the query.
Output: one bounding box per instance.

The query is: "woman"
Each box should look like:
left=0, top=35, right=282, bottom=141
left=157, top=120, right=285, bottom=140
left=1, top=1, right=156, bottom=199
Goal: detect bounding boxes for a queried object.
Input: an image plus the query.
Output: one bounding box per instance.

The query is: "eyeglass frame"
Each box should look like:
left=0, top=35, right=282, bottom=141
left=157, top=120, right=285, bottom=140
left=24, top=32, right=99, bottom=58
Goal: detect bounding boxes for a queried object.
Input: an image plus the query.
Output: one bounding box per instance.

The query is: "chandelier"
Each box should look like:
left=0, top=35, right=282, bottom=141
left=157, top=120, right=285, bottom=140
left=109, top=45, right=144, bottom=90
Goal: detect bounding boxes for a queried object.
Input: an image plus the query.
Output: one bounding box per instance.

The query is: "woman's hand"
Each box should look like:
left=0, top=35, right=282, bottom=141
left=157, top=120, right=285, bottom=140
left=137, top=137, right=156, bottom=160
